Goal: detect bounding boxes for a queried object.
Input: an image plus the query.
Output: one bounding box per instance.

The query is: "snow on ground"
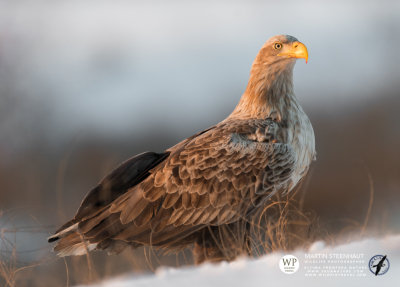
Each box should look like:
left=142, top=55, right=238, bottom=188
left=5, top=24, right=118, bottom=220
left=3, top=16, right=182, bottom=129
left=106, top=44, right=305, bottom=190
left=82, top=234, right=400, bottom=287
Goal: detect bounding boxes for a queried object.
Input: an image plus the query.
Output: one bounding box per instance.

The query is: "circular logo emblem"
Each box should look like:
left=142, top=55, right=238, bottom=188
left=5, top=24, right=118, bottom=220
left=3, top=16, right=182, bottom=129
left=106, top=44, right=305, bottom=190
left=279, top=255, right=299, bottom=274
left=369, top=255, right=389, bottom=276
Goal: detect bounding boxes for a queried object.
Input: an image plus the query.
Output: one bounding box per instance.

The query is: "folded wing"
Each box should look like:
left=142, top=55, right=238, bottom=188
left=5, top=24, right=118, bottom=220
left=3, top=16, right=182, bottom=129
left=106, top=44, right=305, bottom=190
left=49, top=119, right=296, bottom=256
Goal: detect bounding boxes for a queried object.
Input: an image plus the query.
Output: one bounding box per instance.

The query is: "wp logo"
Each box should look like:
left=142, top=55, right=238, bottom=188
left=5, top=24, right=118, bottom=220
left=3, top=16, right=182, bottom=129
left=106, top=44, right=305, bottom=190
left=279, top=255, right=299, bottom=274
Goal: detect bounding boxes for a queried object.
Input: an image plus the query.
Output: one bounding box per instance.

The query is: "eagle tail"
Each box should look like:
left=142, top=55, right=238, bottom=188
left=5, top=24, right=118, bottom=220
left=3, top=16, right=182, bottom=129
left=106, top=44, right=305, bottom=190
left=47, top=222, right=78, bottom=243
left=47, top=224, right=98, bottom=257
left=48, top=151, right=170, bottom=256
left=54, top=232, right=97, bottom=257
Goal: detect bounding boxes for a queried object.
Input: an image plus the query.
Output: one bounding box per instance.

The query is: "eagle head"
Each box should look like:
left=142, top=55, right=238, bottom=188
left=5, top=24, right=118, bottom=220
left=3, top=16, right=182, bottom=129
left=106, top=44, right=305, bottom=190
left=258, top=35, right=308, bottom=64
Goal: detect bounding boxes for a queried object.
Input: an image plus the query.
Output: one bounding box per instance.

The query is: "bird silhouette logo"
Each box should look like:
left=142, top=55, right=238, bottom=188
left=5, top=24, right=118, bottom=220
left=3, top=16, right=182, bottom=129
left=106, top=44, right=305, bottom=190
left=369, top=255, right=390, bottom=276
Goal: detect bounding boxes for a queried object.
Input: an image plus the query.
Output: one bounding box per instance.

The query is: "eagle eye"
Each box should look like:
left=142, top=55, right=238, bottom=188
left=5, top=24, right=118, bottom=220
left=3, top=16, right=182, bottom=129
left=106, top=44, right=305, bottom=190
left=273, top=42, right=282, bottom=50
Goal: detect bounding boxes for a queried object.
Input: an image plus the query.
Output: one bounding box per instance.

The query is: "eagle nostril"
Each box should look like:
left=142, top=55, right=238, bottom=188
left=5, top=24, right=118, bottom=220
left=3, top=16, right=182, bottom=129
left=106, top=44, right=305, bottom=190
left=294, top=43, right=298, bottom=48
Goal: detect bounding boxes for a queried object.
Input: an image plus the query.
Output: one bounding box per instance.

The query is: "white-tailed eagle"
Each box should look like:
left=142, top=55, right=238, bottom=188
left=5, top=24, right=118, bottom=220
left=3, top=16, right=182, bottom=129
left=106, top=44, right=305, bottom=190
left=48, top=35, right=315, bottom=263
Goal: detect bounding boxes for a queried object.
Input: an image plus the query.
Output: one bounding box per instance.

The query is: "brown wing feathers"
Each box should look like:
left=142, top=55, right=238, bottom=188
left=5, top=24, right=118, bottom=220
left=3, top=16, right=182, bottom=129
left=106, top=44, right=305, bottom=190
left=49, top=119, right=296, bottom=256
left=77, top=151, right=169, bottom=220
left=48, top=151, right=169, bottom=242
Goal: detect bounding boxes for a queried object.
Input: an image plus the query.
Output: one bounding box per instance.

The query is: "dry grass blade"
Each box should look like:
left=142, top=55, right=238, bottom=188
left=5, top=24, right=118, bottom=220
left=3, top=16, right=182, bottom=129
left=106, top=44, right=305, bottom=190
left=361, top=171, right=374, bottom=236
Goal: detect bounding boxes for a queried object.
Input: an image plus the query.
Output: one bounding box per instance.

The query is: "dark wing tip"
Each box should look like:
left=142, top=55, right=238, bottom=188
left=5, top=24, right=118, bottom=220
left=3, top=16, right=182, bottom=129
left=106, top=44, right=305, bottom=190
left=75, top=151, right=170, bottom=220
left=48, top=235, right=59, bottom=243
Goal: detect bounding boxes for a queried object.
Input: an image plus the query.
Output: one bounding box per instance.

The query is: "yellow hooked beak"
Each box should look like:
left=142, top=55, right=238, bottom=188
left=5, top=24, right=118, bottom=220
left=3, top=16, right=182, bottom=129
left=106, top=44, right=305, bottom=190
left=278, top=41, right=308, bottom=63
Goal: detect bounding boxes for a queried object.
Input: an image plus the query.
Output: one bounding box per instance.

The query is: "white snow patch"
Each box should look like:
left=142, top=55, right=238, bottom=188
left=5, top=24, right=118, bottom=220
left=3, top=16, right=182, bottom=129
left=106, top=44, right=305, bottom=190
left=80, top=234, right=400, bottom=287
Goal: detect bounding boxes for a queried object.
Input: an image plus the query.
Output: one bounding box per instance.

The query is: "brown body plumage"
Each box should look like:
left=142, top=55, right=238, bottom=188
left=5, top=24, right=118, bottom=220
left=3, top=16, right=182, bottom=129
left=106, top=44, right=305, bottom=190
left=48, top=35, right=316, bottom=262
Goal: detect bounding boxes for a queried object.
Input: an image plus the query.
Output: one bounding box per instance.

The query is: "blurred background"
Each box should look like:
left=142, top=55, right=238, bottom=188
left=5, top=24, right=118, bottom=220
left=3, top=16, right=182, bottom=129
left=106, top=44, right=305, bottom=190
left=0, top=0, right=399, bottom=286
